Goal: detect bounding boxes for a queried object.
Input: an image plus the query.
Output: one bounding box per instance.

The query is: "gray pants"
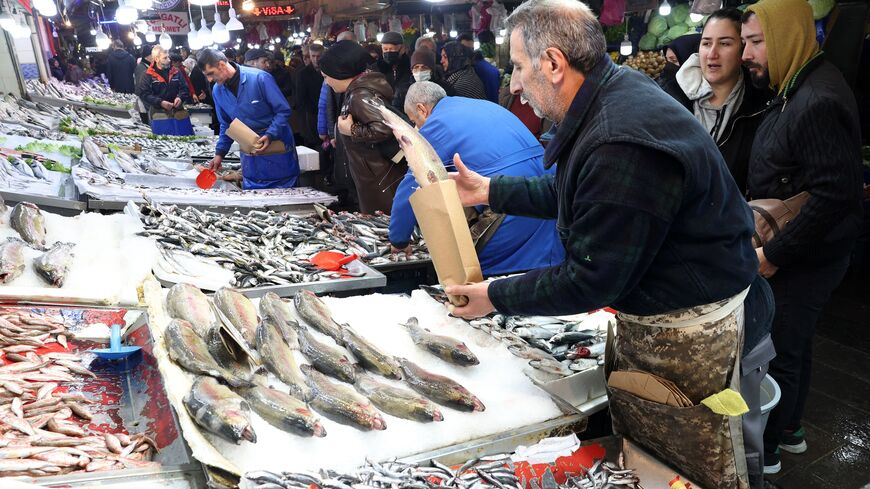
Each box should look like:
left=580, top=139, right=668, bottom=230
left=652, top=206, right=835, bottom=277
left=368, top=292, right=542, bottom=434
left=741, top=334, right=776, bottom=489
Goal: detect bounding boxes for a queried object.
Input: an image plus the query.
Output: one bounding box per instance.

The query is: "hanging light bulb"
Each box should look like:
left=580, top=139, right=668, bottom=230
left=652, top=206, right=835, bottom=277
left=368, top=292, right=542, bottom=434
left=89, top=27, right=96, bottom=35
left=273, top=36, right=280, bottom=43
left=495, top=35, right=504, bottom=45
left=64, top=17, right=71, bottom=27
left=619, top=33, right=632, bottom=56
left=34, top=0, right=58, bottom=17
left=473, top=39, right=480, bottom=50
left=246, top=42, right=252, bottom=48
left=127, top=30, right=135, bottom=39
left=268, top=44, right=274, bottom=51
left=133, top=34, right=142, bottom=46
left=226, top=7, right=243, bottom=31
left=145, top=31, right=156, bottom=42
left=689, top=12, right=704, bottom=22
left=52, top=27, right=58, bottom=37
left=242, top=0, right=254, bottom=12
left=306, top=26, right=311, bottom=33
left=659, top=0, right=671, bottom=16
left=197, top=18, right=212, bottom=46
left=376, top=31, right=383, bottom=42
left=449, top=28, right=457, bottom=38
left=96, top=30, right=111, bottom=49
left=115, top=0, right=139, bottom=25
left=499, top=28, right=506, bottom=37
left=159, top=30, right=172, bottom=49
left=212, top=10, right=229, bottom=43
left=187, top=29, right=200, bottom=49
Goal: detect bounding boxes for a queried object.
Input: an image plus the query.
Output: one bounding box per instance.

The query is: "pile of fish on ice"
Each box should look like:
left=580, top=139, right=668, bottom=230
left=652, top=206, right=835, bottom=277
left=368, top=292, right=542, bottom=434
left=419, top=286, right=609, bottom=379
left=163, top=285, right=485, bottom=445
left=27, top=79, right=137, bottom=109
left=0, top=307, right=158, bottom=477
left=0, top=199, right=75, bottom=287
left=245, top=449, right=639, bottom=489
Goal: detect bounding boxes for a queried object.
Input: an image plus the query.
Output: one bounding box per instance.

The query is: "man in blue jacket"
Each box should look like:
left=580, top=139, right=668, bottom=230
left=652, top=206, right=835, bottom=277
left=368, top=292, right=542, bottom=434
left=391, top=81, right=564, bottom=276
left=197, top=49, right=299, bottom=189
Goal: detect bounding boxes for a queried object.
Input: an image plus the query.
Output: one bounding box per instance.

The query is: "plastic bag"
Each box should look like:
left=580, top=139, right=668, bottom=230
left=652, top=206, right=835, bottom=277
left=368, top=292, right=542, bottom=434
left=600, top=0, right=626, bottom=26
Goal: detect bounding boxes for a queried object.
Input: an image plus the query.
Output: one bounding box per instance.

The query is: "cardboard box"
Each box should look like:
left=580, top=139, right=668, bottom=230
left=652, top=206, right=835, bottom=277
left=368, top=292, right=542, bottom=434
left=409, top=179, right=483, bottom=305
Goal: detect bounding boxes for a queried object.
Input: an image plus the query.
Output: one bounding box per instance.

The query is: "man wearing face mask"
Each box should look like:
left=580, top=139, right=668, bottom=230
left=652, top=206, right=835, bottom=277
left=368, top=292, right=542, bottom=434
left=379, top=31, right=413, bottom=116
left=410, top=48, right=454, bottom=96
left=390, top=82, right=564, bottom=273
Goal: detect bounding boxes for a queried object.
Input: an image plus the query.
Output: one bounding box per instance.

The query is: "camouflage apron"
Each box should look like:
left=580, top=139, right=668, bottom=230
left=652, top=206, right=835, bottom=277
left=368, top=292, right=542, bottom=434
left=607, top=287, right=750, bottom=489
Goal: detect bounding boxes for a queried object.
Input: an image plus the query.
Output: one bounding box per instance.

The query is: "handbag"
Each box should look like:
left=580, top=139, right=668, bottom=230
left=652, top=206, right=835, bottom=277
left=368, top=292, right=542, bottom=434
left=748, top=191, right=810, bottom=248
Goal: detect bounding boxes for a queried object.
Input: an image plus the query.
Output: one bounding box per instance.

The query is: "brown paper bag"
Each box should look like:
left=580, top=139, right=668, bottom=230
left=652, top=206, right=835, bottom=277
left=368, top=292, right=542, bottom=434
left=226, top=119, right=286, bottom=156
left=410, top=180, right=483, bottom=306
left=608, top=370, right=692, bottom=407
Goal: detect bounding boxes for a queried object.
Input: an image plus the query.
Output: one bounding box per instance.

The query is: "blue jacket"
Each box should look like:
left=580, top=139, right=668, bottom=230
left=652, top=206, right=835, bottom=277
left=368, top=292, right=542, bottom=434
left=213, top=65, right=298, bottom=188
left=389, top=97, right=564, bottom=276
left=317, top=81, right=329, bottom=137
left=473, top=60, right=501, bottom=104
left=213, top=65, right=295, bottom=156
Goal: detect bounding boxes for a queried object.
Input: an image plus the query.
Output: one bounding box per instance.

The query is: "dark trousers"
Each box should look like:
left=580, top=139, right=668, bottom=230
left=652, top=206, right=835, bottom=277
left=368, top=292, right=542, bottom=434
left=762, top=255, right=850, bottom=455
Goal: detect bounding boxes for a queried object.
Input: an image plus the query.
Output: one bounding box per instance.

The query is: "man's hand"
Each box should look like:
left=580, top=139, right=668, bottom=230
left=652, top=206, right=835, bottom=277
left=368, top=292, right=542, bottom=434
left=209, top=155, right=224, bottom=172
left=390, top=244, right=413, bottom=256
left=319, top=134, right=329, bottom=142
left=337, top=114, right=354, bottom=136
left=756, top=247, right=779, bottom=279
left=252, top=135, right=271, bottom=155
left=160, top=100, right=174, bottom=110
left=445, top=282, right=495, bottom=319
left=173, top=97, right=182, bottom=108
left=330, top=138, right=337, bottom=148
left=448, top=154, right=491, bottom=207
left=197, top=91, right=207, bottom=101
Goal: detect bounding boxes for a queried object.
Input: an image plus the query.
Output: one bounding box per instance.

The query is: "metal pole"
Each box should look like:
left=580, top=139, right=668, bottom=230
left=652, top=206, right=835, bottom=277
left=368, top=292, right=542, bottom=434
left=28, top=13, right=50, bottom=83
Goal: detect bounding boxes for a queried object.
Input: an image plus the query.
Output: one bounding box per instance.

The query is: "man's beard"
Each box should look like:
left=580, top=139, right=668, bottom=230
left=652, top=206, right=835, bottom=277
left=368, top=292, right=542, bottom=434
left=744, top=62, right=770, bottom=89
left=520, top=94, right=548, bottom=120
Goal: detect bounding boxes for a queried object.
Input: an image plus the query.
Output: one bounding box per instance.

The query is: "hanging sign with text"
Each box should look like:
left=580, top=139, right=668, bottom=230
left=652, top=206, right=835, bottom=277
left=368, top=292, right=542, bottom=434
left=252, top=5, right=296, bottom=16
left=146, top=11, right=190, bottom=34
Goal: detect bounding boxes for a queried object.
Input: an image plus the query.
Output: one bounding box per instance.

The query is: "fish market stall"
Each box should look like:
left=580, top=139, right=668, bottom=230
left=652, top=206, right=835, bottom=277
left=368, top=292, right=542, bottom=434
left=0, top=304, right=204, bottom=487
left=0, top=202, right=156, bottom=305
left=26, top=79, right=137, bottom=119
left=131, top=201, right=385, bottom=295
left=0, top=135, right=82, bottom=210
left=141, top=278, right=577, bottom=481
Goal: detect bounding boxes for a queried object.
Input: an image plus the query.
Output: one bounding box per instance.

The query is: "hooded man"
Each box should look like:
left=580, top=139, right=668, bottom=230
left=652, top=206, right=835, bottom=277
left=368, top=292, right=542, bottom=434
left=378, top=31, right=413, bottom=116
left=410, top=48, right=454, bottom=96
left=198, top=48, right=300, bottom=189
left=320, top=40, right=408, bottom=214
left=392, top=82, right=564, bottom=275
left=106, top=40, right=136, bottom=94
left=739, top=0, right=863, bottom=475
left=440, top=41, right=487, bottom=100
left=136, top=45, right=194, bottom=135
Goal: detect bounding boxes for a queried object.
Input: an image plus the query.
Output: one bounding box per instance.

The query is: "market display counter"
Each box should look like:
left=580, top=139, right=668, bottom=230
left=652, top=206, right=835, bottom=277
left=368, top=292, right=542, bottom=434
left=29, top=94, right=134, bottom=120
left=1, top=189, right=86, bottom=215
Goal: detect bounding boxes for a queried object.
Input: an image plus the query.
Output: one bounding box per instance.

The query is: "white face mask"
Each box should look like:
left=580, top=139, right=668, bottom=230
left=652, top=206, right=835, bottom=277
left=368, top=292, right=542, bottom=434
left=413, top=70, right=432, bottom=82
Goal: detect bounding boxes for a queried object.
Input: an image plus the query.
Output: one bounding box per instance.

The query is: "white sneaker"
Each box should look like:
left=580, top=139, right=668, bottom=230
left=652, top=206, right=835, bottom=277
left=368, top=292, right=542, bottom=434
left=763, top=461, right=781, bottom=475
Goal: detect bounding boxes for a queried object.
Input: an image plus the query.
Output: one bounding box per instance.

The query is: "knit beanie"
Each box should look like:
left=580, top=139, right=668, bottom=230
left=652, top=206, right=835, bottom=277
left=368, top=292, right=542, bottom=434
left=319, top=40, right=371, bottom=80
left=410, top=49, right=436, bottom=70
left=381, top=31, right=404, bottom=46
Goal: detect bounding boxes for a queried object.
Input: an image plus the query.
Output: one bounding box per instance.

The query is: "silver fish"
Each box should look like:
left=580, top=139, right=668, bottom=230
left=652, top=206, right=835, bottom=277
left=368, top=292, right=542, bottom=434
left=33, top=242, right=75, bottom=287
left=0, top=237, right=26, bottom=284
left=10, top=202, right=46, bottom=249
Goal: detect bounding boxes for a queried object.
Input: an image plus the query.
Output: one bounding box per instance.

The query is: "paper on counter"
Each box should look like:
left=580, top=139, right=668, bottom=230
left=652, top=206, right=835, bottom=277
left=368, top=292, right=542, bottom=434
left=511, top=434, right=581, bottom=465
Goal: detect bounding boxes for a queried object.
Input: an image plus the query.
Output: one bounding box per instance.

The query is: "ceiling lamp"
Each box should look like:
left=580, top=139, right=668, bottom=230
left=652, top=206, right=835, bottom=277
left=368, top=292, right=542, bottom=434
left=135, top=19, right=148, bottom=32
left=159, top=30, right=172, bottom=49
left=145, top=31, right=156, bottom=42
left=268, top=44, right=274, bottom=51
left=133, top=34, right=142, bottom=46
left=187, top=29, right=201, bottom=49
left=226, top=7, right=243, bottom=31
left=115, top=0, right=139, bottom=25
left=659, top=0, right=671, bottom=16
left=197, top=18, right=212, bottom=46
left=190, top=0, right=218, bottom=6
left=242, top=0, right=254, bottom=12
left=33, top=0, right=58, bottom=17
left=495, top=34, right=503, bottom=45
left=473, top=39, right=480, bottom=50
left=619, top=33, right=632, bottom=56
left=64, top=17, right=71, bottom=27
left=127, top=30, right=135, bottom=39
left=212, top=10, right=229, bottom=43
left=130, top=0, right=152, bottom=10
left=96, top=30, right=111, bottom=49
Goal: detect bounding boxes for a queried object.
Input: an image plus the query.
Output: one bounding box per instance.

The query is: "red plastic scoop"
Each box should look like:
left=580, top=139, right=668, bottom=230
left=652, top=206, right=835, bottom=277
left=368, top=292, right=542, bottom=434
left=311, top=251, right=359, bottom=271
left=196, top=168, right=217, bottom=189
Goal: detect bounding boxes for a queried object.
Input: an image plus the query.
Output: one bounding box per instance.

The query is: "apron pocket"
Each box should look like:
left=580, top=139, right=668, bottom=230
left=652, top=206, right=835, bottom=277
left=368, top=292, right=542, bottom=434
left=609, top=386, right=745, bottom=489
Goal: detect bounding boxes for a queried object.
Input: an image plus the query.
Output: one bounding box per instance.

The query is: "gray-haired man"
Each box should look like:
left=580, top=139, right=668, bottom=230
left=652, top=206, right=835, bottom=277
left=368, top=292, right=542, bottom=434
left=445, top=1, right=773, bottom=486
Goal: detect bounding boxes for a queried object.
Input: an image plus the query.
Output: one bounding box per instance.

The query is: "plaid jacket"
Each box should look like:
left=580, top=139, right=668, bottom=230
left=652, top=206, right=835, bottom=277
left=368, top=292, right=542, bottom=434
left=487, top=56, right=758, bottom=317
